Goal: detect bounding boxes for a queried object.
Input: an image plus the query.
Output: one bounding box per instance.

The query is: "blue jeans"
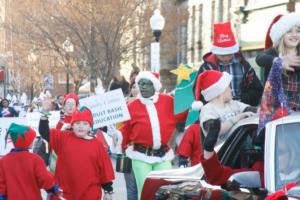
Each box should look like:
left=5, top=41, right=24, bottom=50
left=124, top=170, right=138, bottom=200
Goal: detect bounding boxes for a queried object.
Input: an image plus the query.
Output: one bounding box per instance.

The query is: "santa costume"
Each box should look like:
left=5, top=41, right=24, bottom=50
left=0, top=123, right=60, bottom=200
left=39, top=107, right=115, bottom=200
left=118, top=71, right=187, bottom=199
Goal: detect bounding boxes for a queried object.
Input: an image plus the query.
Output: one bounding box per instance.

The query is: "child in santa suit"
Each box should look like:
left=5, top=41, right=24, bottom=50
left=176, top=122, right=202, bottom=167
left=39, top=107, right=115, bottom=200
left=0, top=123, right=62, bottom=200
left=113, top=71, right=187, bottom=199
left=193, top=70, right=263, bottom=187
left=194, top=70, right=257, bottom=146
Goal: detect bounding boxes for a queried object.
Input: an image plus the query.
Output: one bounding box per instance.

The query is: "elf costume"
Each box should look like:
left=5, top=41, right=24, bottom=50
left=118, top=71, right=187, bottom=199
left=46, top=93, right=79, bottom=173
left=39, top=107, right=115, bottom=200
left=0, top=123, right=60, bottom=200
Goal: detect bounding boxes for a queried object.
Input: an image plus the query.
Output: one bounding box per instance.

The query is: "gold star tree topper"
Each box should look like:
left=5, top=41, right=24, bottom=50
left=171, top=64, right=193, bottom=83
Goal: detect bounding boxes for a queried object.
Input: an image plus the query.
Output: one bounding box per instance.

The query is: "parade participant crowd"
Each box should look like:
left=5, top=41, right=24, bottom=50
left=0, top=11, right=299, bottom=200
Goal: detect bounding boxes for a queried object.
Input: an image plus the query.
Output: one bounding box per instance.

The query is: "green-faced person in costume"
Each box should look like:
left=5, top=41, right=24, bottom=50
left=137, top=78, right=155, bottom=98
left=114, top=71, right=189, bottom=199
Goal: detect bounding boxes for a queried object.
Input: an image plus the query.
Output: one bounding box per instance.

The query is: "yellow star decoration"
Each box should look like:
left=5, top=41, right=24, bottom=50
left=170, top=64, right=193, bottom=83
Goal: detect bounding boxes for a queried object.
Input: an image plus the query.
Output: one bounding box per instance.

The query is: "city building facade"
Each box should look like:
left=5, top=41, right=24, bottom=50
left=187, top=0, right=300, bottom=81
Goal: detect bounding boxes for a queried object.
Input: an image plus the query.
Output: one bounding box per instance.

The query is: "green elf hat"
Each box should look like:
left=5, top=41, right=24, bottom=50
left=70, top=106, right=93, bottom=128
left=6, top=123, right=36, bottom=148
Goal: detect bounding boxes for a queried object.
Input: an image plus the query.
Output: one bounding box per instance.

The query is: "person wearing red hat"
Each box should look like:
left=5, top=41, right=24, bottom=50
left=195, top=70, right=256, bottom=146
left=197, top=22, right=263, bottom=107
left=0, top=123, right=63, bottom=200
left=112, top=71, right=187, bottom=199
left=56, top=93, right=79, bottom=130
left=256, top=12, right=300, bottom=111
left=191, top=70, right=264, bottom=189
left=37, top=94, right=79, bottom=170
left=38, top=107, right=115, bottom=200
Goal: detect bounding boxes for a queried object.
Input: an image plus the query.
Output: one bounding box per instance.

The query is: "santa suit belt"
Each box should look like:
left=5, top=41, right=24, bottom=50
left=133, top=144, right=170, bottom=157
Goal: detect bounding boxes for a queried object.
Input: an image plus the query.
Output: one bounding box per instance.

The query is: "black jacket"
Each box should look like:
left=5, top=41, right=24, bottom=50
left=255, top=48, right=278, bottom=81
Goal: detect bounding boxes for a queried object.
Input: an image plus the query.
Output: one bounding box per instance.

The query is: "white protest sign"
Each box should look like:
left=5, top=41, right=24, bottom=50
left=79, top=89, right=130, bottom=129
left=0, top=117, right=27, bottom=157
left=0, top=113, right=60, bottom=157
left=26, top=111, right=60, bottom=130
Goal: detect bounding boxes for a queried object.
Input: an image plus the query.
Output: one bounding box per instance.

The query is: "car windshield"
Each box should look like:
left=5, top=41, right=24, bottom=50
left=275, top=122, right=300, bottom=190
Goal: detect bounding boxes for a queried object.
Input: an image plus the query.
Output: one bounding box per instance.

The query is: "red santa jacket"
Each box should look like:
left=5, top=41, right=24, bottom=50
left=120, top=94, right=187, bottom=148
left=176, top=123, right=202, bottom=166
left=0, top=150, right=55, bottom=200
left=201, top=152, right=264, bottom=187
left=49, top=129, right=115, bottom=200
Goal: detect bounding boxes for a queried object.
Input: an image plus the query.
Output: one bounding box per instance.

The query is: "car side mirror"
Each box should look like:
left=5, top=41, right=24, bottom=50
left=228, top=171, right=261, bottom=188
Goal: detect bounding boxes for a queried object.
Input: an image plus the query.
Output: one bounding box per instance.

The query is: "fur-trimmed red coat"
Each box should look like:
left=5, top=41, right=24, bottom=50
left=120, top=94, right=187, bottom=148
left=201, top=152, right=264, bottom=186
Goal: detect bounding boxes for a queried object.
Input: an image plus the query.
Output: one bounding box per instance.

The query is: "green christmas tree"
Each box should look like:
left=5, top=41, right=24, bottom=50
left=171, top=64, right=199, bottom=127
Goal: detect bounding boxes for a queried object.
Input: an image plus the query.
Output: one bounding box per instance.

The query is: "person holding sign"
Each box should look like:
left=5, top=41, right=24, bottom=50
left=114, top=71, right=187, bottom=199
left=39, top=106, right=115, bottom=200
left=0, top=123, right=63, bottom=200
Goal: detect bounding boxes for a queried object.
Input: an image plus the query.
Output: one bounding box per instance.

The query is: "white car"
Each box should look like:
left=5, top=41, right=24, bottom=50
left=142, top=113, right=300, bottom=199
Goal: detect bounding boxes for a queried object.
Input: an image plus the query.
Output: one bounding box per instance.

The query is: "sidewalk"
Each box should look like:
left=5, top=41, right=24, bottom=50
left=112, top=158, right=127, bottom=199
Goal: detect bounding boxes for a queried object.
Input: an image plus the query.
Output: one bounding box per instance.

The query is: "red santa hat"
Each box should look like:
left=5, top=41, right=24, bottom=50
left=211, top=22, right=239, bottom=55
left=264, top=14, right=283, bottom=49
left=71, top=107, right=93, bottom=127
left=270, top=12, right=300, bottom=47
left=135, top=71, right=162, bottom=92
left=6, top=123, right=36, bottom=148
left=64, top=93, right=79, bottom=106
left=193, top=70, right=232, bottom=109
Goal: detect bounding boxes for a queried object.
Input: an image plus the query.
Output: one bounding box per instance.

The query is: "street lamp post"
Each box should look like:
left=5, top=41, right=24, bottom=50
left=27, top=50, right=38, bottom=101
left=150, top=9, right=165, bottom=73
left=62, top=37, right=74, bottom=94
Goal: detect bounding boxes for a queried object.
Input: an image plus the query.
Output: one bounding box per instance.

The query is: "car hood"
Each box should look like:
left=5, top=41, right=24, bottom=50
left=286, top=186, right=300, bottom=199
left=146, top=163, right=203, bottom=182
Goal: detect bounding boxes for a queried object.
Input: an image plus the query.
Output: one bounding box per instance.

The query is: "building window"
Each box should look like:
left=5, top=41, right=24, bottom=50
left=198, top=4, right=203, bottom=62
left=191, top=5, right=196, bottom=64
left=218, top=0, right=224, bottom=22
left=211, top=0, right=215, bottom=40
left=227, top=0, right=232, bottom=20
left=181, top=25, right=187, bottom=64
